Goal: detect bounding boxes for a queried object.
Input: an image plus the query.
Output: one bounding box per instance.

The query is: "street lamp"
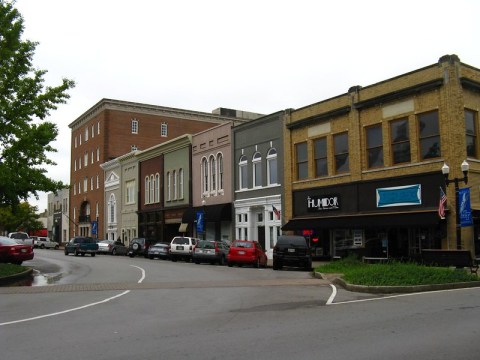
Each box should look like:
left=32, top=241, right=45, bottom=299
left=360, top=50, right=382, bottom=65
left=442, top=160, right=469, bottom=250
left=202, top=196, right=206, bottom=240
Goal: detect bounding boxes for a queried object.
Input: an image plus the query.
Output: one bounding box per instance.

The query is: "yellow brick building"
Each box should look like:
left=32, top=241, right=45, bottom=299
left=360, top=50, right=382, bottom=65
left=283, top=55, right=480, bottom=258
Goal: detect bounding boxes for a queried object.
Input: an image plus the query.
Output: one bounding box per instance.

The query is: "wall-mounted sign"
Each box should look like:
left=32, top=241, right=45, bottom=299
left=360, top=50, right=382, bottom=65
left=376, top=184, right=421, bottom=208
left=307, top=195, right=340, bottom=211
left=459, top=188, right=473, bottom=227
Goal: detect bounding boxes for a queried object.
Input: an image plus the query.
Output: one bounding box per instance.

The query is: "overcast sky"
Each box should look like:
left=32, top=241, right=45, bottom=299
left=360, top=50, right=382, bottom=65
left=13, top=0, right=480, bottom=212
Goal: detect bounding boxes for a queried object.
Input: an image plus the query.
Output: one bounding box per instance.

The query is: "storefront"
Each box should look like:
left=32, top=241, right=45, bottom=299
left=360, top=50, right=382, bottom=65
left=283, top=172, right=446, bottom=259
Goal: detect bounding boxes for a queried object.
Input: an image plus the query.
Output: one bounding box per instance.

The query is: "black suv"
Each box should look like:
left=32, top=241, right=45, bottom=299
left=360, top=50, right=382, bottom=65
left=128, top=238, right=154, bottom=258
left=273, top=235, right=312, bottom=271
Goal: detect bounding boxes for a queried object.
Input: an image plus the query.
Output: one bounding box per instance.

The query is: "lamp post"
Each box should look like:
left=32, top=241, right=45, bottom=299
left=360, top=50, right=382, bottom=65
left=202, top=196, right=206, bottom=240
left=442, top=160, right=469, bottom=250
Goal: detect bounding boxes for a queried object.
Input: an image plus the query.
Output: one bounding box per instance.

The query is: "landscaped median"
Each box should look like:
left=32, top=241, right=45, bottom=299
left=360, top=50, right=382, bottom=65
left=314, top=256, right=480, bottom=294
left=0, top=264, right=33, bottom=286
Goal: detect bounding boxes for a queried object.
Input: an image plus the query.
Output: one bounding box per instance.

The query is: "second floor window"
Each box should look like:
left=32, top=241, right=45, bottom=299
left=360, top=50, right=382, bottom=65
left=210, top=156, right=216, bottom=192
left=334, top=133, right=349, bottom=174
left=418, top=111, right=440, bottom=160
left=366, top=125, right=383, bottom=168
left=296, top=142, right=308, bottom=180
left=253, top=152, right=262, bottom=187
left=465, top=109, right=477, bottom=158
left=239, top=155, right=248, bottom=189
left=218, top=154, right=224, bottom=190
left=202, top=158, right=208, bottom=193
left=178, top=169, right=184, bottom=199
left=145, top=176, right=150, bottom=204
left=126, top=180, right=135, bottom=204
left=161, top=123, right=168, bottom=137
left=391, top=118, right=410, bottom=164
left=131, top=119, right=138, bottom=134
left=314, top=138, right=328, bottom=176
left=267, top=148, right=278, bottom=185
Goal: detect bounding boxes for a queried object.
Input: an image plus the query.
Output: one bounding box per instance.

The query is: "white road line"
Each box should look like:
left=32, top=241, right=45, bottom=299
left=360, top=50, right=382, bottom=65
left=0, top=265, right=145, bottom=327
left=326, top=284, right=337, bottom=305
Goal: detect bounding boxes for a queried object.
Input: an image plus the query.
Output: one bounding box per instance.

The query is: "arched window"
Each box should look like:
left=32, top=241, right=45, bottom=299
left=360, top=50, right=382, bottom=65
left=210, top=155, right=216, bottom=192
left=217, top=153, right=224, bottom=190
left=150, top=175, right=155, bottom=203
left=267, top=148, right=278, bottom=185
left=167, top=171, right=171, bottom=201
left=239, top=155, right=248, bottom=189
left=145, top=176, right=150, bottom=204
left=155, top=173, right=160, bottom=202
left=173, top=170, right=177, bottom=200
left=252, top=152, right=262, bottom=188
left=179, top=169, right=184, bottom=199
left=202, top=158, right=208, bottom=193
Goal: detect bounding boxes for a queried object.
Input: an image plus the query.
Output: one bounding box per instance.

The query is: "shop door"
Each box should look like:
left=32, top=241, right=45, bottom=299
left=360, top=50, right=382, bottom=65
left=257, top=226, right=265, bottom=250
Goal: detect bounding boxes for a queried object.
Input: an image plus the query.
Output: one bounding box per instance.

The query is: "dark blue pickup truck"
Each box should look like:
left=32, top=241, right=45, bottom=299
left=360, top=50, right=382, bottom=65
left=64, top=237, right=98, bottom=257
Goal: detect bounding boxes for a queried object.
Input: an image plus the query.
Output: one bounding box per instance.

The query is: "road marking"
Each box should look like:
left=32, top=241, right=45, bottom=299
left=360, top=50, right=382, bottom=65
left=326, top=284, right=337, bottom=305
left=0, top=265, right=145, bottom=327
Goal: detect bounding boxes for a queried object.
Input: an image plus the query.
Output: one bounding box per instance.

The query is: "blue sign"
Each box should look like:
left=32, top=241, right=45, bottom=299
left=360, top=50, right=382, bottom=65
left=92, top=220, right=98, bottom=235
left=376, top=184, right=421, bottom=207
left=459, top=188, right=473, bottom=227
left=196, top=211, right=205, bottom=233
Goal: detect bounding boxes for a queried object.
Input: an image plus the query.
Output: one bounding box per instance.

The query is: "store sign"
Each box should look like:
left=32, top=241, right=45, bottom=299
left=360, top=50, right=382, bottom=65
left=376, top=184, right=421, bottom=208
left=307, top=195, right=340, bottom=211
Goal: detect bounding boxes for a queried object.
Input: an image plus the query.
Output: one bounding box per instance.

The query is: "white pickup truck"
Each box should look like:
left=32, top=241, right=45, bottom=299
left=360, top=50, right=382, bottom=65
left=32, top=236, right=59, bottom=249
left=8, top=232, right=34, bottom=247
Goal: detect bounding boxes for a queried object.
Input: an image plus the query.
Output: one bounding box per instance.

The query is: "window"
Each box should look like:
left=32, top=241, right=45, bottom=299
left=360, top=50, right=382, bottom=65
left=267, top=148, right=278, bottom=185
left=96, top=175, right=99, bottom=189
left=296, top=142, right=308, bottom=180
left=83, top=177, right=88, bottom=192
left=465, top=109, right=477, bottom=158
left=108, top=194, right=116, bottom=224
left=314, top=138, right=328, bottom=176
left=218, top=154, right=224, bottom=190
left=178, top=169, right=184, bottom=199
left=150, top=175, right=155, bottom=202
left=173, top=170, right=177, bottom=200
left=390, top=118, right=410, bottom=164
left=75, top=136, right=77, bottom=148
left=74, top=159, right=77, bottom=171
left=167, top=172, right=171, bottom=201
left=253, top=152, right=262, bottom=187
left=126, top=180, right=135, bottom=204
left=90, top=177, right=93, bottom=191
left=78, top=182, right=81, bottom=194
left=334, top=133, right=349, bottom=174
left=210, top=156, right=216, bottom=191
left=97, top=148, right=99, bottom=162
left=84, top=152, right=88, bottom=167
left=85, top=127, right=88, bottom=141
left=202, top=158, right=208, bottom=193
left=161, top=122, right=168, bottom=137
left=97, top=122, right=100, bottom=135
left=91, top=125, right=94, bottom=138
left=366, top=125, right=383, bottom=168
left=155, top=173, right=160, bottom=202
left=145, top=176, right=150, bottom=204
left=239, top=155, right=248, bottom=189
left=91, top=151, right=94, bottom=164
left=131, top=119, right=138, bottom=134
left=418, top=111, right=440, bottom=159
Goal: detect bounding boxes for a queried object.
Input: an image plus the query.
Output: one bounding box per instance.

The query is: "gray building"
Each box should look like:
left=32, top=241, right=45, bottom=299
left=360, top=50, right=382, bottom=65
left=233, top=111, right=286, bottom=258
left=47, top=188, right=70, bottom=244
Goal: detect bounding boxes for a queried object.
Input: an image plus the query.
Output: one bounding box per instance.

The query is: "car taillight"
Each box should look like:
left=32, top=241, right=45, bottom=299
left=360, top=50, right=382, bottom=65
left=215, top=244, right=219, bottom=254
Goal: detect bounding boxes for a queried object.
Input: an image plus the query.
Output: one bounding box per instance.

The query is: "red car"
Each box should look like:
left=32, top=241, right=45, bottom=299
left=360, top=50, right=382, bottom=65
left=0, top=236, right=34, bottom=265
left=227, top=240, right=267, bottom=268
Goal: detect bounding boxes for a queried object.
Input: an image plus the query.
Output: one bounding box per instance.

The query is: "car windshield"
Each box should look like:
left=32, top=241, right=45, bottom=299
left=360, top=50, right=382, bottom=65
left=197, top=241, right=215, bottom=249
left=152, top=243, right=167, bottom=248
left=233, top=241, right=253, bottom=248
left=0, top=237, right=19, bottom=245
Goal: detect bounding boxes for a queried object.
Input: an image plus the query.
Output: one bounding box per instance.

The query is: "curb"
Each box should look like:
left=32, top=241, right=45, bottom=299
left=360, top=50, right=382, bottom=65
left=0, top=268, right=34, bottom=286
left=315, top=272, right=480, bottom=294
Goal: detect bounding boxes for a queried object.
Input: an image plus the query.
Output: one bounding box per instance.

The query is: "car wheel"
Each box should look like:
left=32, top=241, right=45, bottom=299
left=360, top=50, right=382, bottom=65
left=305, top=260, right=312, bottom=271
left=81, top=253, right=85, bottom=257
left=64, top=249, right=69, bottom=256
left=112, top=248, right=117, bottom=255
left=254, top=258, right=260, bottom=268
left=91, top=253, right=95, bottom=257
left=227, top=262, right=233, bottom=267
left=171, top=256, right=177, bottom=262
left=40, top=244, right=45, bottom=249
left=129, top=253, right=134, bottom=258
left=218, top=256, right=225, bottom=266
left=194, top=260, right=200, bottom=264
left=74, top=249, right=79, bottom=256
left=55, top=245, right=59, bottom=250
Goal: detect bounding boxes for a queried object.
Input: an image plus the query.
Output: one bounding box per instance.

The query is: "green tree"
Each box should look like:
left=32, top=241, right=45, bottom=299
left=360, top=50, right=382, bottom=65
left=0, top=0, right=75, bottom=208
left=0, top=202, right=42, bottom=233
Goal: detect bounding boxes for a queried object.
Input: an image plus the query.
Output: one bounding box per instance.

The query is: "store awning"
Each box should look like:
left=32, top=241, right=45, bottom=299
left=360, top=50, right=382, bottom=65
left=282, top=210, right=441, bottom=230
left=182, top=203, right=232, bottom=223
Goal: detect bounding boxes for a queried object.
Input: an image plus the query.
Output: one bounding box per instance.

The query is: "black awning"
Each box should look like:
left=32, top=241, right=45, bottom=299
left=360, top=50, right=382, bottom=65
left=282, top=211, right=440, bottom=230
left=182, top=203, right=232, bottom=223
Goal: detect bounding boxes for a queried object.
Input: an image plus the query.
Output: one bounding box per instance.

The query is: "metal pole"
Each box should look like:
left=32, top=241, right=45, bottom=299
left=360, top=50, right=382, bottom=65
left=455, top=180, right=462, bottom=250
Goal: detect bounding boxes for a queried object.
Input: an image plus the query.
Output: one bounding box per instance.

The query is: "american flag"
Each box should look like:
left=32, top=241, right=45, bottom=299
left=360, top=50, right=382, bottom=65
left=272, top=205, right=281, bottom=220
left=438, top=186, right=447, bottom=219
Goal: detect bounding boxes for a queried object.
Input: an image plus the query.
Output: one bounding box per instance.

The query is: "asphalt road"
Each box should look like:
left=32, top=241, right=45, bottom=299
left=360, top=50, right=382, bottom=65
left=1, top=250, right=480, bottom=360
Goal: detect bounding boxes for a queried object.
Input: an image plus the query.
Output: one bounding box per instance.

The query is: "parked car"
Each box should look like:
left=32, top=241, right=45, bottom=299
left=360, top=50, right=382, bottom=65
left=0, top=236, right=34, bottom=265
left=169, top=236, right=199, bottom=262
left=97, top=239, right=128, bottom=255
left=192, top=240, right=230, bottom=265
left=8, top=232, right=34, bottom=246
left=32, top=236, right=59, bottom=249
left=273, top=235, right=312, bottom=271
left=148, top=242, right=171, bottom=260
left=128, top=238, right=154, bottom=258
left=227, top=240, right=267, bottom=268
left=64, top=236, right=98, bottom=257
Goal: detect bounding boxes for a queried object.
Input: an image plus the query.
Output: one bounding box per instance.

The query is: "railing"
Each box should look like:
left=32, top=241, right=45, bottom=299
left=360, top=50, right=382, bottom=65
left=78, top=215, right=91, bottom=223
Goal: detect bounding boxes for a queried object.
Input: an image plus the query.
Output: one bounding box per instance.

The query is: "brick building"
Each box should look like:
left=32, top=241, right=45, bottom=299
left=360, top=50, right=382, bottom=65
left=69, top=98, right=260, bottom=239
left=283, top=55, right=480, bottom=258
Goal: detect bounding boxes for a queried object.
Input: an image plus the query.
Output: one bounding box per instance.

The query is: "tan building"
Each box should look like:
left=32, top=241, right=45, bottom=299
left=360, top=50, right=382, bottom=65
left=283, top=55, right=480, bottom=258
left=69, top=99, right=259, bottom=239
